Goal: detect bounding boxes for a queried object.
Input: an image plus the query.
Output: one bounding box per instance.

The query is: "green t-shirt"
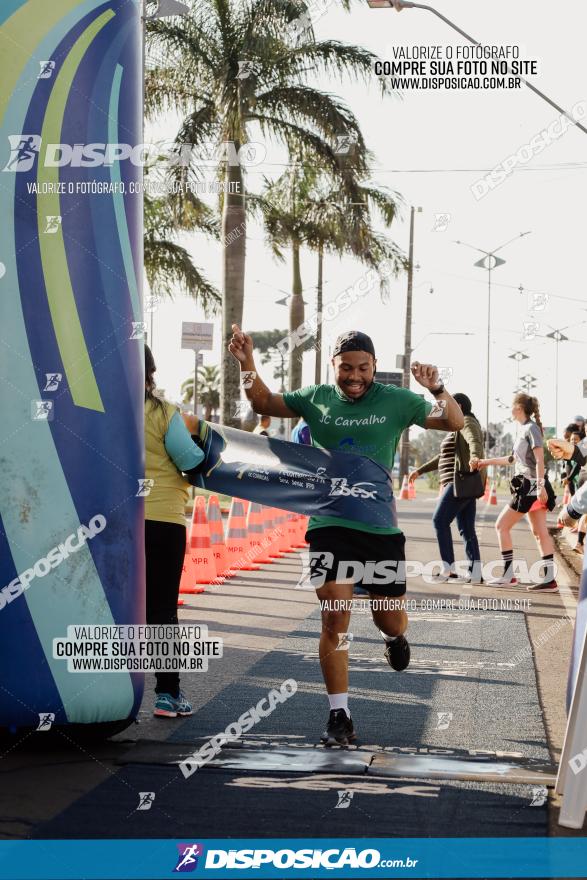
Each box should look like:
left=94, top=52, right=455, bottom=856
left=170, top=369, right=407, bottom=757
left=283, top=382, right=432, bottom=534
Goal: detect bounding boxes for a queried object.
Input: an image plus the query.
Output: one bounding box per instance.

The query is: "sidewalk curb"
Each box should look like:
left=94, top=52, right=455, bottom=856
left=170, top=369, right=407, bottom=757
left=552, top=526, right=583, bottom=582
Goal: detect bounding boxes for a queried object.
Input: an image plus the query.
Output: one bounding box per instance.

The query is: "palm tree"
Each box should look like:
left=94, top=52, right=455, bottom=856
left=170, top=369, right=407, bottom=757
left=144, top=173, right=220, bottom=311
left=307, top=178, right=406, bottom=383
left=181, top=365, right=221, bottom=420
left=146, top=0, right=390, bottom=424
left=257, top=165, right=405, bottom=389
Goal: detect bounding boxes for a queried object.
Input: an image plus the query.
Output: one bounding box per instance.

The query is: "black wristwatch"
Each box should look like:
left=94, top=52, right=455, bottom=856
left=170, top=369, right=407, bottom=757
left=430, top=383, right=445, bottom=397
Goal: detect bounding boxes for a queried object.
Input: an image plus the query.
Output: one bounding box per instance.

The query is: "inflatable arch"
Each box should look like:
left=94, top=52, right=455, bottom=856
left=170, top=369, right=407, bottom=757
left=0, top=0, right=144, bottom=734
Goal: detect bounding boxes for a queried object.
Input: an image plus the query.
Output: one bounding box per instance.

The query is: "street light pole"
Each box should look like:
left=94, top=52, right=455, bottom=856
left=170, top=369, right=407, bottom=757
left=399, top=206, right=421, bottom=484
left=455, top=232, right=531, bottom=452
left=486, top=258, right=492, bottom=452
left=367, top=0, right=587, bottom=137
left=545, top=329, right=570, bottom=432
left=509, top=350, right=529, bottom=390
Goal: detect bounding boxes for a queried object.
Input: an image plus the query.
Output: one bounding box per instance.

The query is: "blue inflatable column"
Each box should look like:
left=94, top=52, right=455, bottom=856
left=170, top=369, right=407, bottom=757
left=0, top=0, right=144, bottom=731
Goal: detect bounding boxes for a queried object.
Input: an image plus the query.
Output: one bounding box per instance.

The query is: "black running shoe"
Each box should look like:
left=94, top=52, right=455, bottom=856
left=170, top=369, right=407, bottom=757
left=320, top=709, right=356, bottom=746
left=384, top=634, right=411, bottom=671
left=526, top=579, right=559, bottom=593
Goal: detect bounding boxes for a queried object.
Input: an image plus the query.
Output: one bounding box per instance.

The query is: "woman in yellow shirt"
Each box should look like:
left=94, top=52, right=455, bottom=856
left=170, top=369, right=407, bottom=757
left=144, top=345, right=204, bottom=717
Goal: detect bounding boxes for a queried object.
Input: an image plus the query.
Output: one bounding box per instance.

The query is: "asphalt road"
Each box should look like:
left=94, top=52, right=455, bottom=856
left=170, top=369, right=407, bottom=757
left=1, top=495, right=583, bottom=843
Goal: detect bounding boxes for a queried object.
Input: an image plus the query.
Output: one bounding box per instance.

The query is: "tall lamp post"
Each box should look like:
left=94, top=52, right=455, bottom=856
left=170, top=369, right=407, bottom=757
left=518, top=374, right=537, bottom=395
left=366, top=0, right=587, bottom=136
left=455, top=233, right=531, bottom=452
left=399, top=331, right=473, bottom=481
left=545, top=329, right=569, bottom=433
left=509, top=350, right=529, bottom=391
left=399, top=206, right=422, bottom=483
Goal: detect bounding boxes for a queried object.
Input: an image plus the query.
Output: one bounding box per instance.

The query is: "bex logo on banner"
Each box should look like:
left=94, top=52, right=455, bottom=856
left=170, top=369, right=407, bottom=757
left=329, top=478, right=377, bottom=499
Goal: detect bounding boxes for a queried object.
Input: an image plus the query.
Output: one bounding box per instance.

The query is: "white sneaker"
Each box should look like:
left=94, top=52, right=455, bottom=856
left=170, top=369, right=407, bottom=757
left=432, top=572, right=470, bottom=584
left=430, top=572, right=451, bottom=583
left=485, top=576, right=518, bottom=586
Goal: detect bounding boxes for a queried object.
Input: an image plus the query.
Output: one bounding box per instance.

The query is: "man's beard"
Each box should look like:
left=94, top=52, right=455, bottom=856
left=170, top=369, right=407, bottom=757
left=337, top=377, right=374, bottom=400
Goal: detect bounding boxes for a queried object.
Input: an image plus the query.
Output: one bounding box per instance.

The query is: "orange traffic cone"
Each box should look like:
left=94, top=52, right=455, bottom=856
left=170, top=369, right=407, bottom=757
left=266, top=508, right=287, bottom=558
left=185, top=495, right=219, bottom=586
left=246, top=503, right=267, bottom=563
left=285, top=513, right=300, bottom=549
left=179, top=526, right=206, bottom=595
left=207, top=495, right=232, bottom=580
left=482, top=479, right=490, bottom=503
left=408, top=478, right=416, bottom=500
left=399, top=475, right=410, bottom=500
left=276, top=508, right=295, bottom=553
left=226, top=498, right=258, bottom=572
left=292, top=514, right=307, bottom=548
left=487, top=481, right=498, bottom=506
left=252, top=506, right=276, bottom=563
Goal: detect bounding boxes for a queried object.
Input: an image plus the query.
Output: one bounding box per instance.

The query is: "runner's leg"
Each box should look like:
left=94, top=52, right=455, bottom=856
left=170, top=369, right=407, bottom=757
left=368, top=532, right=410, bottom=671
left=315, top=579, right=355, bottom=695
left=315, top=578, right=356, bottom=744
left=490, top=505, right=524, bottom=584
left=527, top=508, right=556, bottom=588
left=370, top=600, right=407, bottom=639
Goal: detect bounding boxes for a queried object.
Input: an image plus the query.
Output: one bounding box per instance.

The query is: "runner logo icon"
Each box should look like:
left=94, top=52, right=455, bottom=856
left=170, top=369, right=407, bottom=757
left=3, top=135, right=41, bottom=172
left=174, top=843, right=204, bottom=872
left=295, top=551, right=334, bottom=589
left=329, top=478, right=377, bottom=499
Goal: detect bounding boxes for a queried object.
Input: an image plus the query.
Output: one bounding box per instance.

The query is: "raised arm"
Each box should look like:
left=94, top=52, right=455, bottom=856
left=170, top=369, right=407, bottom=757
left=471, top=455, right=511, bottom=469
left=410, top=362, right=465, bottom=432
left=228, top=324, right=298, bottom=419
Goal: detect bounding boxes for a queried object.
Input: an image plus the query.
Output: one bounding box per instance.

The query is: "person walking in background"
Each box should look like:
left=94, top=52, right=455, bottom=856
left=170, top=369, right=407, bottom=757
left=557, top=476, right=587, bottom=703
left=562, top=428, right=584, bottom=497
left=144, top=345, right=205, bottom=717
left=291, top=416, right=312, bottom=445
left=253, top=414, right=272, bottom=437
left=409, top=393, right=485, bottom=583
left=470, top=392, right=557, bottom=591
left=552, top=425, right=587, bottom=552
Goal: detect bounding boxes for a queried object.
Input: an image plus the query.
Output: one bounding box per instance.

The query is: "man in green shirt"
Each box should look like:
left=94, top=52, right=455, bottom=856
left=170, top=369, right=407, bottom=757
left=229, top=325, right=464, bottom=745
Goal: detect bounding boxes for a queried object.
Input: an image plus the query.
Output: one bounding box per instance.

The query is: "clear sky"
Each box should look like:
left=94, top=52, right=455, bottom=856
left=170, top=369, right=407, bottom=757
left=146, top=0, right=587, bottom=435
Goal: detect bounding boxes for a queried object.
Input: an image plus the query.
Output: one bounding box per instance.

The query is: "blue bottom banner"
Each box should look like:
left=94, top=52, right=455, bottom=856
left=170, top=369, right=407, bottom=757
left=2, top=838, right=587, bottom=878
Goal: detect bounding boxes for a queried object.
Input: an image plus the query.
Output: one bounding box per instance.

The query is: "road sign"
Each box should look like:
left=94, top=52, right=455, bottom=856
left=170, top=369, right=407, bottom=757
left=181, top=322, right=213, bottom=351
left=377, top=371, right=403, bottom=387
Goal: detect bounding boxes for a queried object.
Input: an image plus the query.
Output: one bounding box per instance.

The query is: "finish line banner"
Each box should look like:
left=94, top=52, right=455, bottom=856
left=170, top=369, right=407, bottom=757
left=192, top=422, right=397, bottom=530
left=3, top=838, right=587, bottom=878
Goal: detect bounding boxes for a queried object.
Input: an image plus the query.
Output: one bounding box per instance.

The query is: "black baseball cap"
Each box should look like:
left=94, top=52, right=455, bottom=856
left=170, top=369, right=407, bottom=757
left=332, top=331, right=376, bottom=359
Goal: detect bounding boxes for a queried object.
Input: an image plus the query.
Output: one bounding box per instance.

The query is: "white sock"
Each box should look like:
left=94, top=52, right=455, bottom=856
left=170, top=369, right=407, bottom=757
left=380, top=629, right=398, bottom=643
left=328, top=692, right=350, bottom=717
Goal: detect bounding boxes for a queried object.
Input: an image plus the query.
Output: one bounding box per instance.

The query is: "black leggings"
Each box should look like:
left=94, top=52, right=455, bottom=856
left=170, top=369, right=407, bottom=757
left=145, top=519, right=186, bottom=697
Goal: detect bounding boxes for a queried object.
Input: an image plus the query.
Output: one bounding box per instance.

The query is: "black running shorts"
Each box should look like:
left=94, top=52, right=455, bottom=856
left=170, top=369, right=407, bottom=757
left=305, top=526, right=407, bottom=597
left=509, top=475, right=556, bottom=514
